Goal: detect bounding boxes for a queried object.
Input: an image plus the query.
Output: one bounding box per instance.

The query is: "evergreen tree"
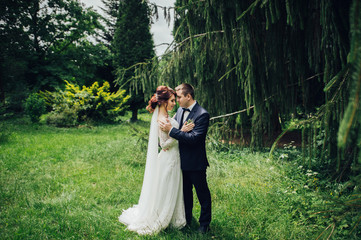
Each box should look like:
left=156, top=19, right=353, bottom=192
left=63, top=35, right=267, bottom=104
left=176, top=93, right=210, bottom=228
left=112, top=0, right=155, bottom=122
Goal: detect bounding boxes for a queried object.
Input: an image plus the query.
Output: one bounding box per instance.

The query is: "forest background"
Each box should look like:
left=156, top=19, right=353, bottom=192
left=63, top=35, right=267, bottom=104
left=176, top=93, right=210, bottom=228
left=1, top=0, right=361, bottom=239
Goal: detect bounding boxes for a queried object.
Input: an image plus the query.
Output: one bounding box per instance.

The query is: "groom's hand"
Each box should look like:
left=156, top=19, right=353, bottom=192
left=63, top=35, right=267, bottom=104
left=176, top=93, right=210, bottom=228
left=181, top=122, right=195, bottom=132
left=159, top=118, right=172, bottom=133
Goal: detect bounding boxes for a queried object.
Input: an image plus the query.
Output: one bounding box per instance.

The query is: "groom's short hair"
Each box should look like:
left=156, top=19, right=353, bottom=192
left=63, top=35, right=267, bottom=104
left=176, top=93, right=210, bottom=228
left=176, top=83, right=195, bottom=99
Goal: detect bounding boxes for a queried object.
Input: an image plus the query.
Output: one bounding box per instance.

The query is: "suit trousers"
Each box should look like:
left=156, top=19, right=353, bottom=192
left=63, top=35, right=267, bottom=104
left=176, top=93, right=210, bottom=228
left=182, top=170, right=212, bottom=226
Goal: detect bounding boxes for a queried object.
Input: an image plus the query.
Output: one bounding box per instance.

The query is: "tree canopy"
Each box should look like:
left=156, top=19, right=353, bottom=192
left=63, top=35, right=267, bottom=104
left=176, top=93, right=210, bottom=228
left=0, top=0, right=105, bottom=110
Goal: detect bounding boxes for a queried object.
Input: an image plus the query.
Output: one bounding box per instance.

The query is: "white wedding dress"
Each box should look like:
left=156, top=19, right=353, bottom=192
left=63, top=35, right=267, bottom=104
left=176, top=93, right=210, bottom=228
left=118, top=107, right=186, bottom=235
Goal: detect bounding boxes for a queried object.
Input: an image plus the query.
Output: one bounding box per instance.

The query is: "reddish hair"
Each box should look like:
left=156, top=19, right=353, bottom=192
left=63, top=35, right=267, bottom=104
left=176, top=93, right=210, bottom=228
left=146, top=86, right=176, bottom=113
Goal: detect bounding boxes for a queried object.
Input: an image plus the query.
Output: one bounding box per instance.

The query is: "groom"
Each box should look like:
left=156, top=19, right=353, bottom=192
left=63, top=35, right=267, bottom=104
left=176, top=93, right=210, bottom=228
left=160, top=83, right=212, bottom=234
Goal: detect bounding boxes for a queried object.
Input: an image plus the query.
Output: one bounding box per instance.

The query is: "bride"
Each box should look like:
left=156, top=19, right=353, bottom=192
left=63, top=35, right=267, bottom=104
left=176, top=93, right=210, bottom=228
left=118, top=86, right=194, bottom=235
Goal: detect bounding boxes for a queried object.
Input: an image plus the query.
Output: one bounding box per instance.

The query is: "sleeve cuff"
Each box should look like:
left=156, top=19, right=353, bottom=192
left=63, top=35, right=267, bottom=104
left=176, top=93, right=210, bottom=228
left=168, top=127, right=174, bottom=137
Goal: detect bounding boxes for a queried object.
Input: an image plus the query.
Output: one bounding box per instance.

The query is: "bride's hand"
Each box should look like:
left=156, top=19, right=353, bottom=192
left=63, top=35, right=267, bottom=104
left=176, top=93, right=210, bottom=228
left=181, top=122, right=195, bottom=132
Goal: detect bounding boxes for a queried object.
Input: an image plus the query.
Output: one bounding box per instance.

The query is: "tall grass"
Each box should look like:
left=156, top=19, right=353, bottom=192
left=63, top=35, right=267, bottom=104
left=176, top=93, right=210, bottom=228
left=0, top=115, right=358, bottom=239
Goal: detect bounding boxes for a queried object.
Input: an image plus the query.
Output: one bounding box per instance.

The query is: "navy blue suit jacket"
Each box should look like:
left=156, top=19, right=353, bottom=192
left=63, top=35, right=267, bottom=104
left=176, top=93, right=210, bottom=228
left=169, top=102, right=210, bottom=171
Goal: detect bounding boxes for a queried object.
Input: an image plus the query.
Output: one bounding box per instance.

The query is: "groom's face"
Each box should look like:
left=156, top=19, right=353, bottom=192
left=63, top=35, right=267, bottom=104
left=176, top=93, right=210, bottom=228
left=176, top=90, right=190, bottom=108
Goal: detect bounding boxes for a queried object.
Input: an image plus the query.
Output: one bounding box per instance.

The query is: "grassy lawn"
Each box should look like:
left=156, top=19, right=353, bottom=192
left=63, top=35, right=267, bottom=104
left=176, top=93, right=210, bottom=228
left=0, top=114, right=346, bottom=239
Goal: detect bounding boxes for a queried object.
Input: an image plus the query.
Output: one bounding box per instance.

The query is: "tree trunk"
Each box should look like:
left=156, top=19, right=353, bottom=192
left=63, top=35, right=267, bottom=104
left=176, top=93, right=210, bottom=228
left=131, top=108, right=138, bottom=122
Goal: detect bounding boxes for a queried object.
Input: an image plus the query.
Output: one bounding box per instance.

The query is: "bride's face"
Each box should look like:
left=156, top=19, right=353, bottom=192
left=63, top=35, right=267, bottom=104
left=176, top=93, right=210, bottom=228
left=166, top=95, right=176, bottom=111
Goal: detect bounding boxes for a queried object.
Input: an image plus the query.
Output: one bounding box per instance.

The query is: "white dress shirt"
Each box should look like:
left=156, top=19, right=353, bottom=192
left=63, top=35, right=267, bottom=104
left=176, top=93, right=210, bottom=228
left=168, top=101, right=197, bottom=135
left=182, top=101, right=197, bottom=123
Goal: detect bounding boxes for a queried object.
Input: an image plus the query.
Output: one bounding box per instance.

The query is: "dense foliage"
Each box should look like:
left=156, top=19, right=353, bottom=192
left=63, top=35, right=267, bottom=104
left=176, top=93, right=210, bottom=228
left=24, top=93, right=46, bottom=123
left=0, top=0, right=108, bottom=111
left=40, top=80, right=129, bottom=126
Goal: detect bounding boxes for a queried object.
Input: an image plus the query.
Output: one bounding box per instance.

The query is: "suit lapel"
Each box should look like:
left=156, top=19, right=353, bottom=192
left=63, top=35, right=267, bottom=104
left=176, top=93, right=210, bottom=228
left=176, top=107, right=183, bottom=124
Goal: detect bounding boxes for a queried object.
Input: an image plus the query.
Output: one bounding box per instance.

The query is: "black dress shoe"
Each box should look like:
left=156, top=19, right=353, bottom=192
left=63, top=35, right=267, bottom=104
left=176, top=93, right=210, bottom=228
left=197, top=225, right=210, bottom=234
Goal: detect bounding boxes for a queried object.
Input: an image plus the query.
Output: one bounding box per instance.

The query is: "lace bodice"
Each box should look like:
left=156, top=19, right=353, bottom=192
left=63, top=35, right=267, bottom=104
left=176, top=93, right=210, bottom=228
left=159, top=118, right=179, bottom=150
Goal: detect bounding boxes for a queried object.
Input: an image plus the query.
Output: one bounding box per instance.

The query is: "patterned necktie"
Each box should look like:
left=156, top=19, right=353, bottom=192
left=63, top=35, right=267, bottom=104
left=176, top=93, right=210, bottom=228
left=180, top=108, right=190, bottom=125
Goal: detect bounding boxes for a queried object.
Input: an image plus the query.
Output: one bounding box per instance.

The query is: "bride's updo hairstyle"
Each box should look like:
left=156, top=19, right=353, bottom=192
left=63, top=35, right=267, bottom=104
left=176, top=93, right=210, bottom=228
left=146, top=86, right=176, bottom=113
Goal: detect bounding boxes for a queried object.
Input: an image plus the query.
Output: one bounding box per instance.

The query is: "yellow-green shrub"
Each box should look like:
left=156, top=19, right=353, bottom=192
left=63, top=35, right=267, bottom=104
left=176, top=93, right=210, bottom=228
left=41, top=80, right=130, bottom=125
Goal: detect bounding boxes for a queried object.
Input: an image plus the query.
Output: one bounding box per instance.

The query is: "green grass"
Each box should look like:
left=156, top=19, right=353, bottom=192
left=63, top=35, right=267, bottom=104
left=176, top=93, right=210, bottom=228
left=0, top=115, right=355, bottom=239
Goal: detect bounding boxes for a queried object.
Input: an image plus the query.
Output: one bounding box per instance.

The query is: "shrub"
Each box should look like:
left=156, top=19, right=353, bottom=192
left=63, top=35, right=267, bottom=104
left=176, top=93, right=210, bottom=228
left=40, top=80, right=130, bottom=125
left=24, top=93, right=46, bottom=123
left=46, top=104, right=79, bottom=127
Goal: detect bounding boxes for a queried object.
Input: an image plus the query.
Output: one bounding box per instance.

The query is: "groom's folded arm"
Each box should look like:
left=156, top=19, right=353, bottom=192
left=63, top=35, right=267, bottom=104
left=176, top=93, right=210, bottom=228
left=170, top=113, right=209, bottom=144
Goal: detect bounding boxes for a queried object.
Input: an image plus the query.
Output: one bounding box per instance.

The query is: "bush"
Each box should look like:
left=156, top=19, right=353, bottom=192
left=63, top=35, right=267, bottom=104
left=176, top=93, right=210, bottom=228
left=45, top=104, right=79, bottom=127
left=40, top=80, right=130, bottom=125
left=24, top=93, right=46, bottom=123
